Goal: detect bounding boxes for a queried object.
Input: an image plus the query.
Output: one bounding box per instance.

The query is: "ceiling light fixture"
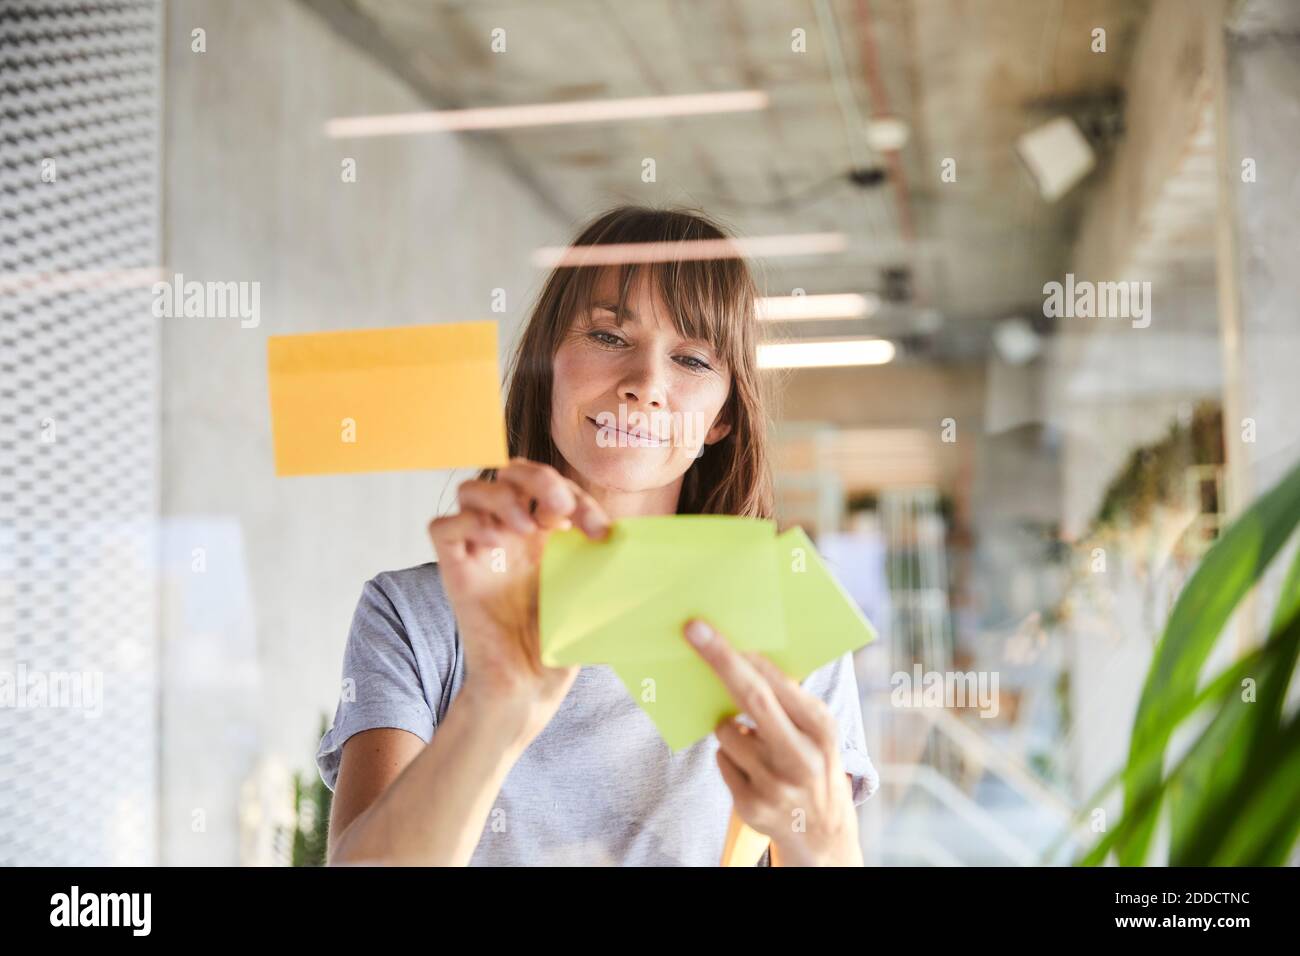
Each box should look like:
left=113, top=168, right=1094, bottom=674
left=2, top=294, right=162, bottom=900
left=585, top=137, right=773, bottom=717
left=1016, top=116, right=1096, bottom=202
left=756, top=293, right=880, bottom=321
left=993, top=317, right=1042, bottom=365
left=865, top=116, right=910, bottom=152
left=326, top=90, right=769, bottom=138
left=757, top=338, right=896, bottom=369
left=532, top=233, right=847, bottom=268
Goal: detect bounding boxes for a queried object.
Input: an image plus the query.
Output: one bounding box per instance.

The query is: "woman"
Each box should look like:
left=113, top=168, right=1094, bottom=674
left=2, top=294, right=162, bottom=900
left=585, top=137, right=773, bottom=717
left=316, top=205, right=878, bottom=866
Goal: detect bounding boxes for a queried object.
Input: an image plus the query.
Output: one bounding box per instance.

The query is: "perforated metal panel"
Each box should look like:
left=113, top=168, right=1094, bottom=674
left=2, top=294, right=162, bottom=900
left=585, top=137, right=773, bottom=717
left=0, top=0, right=161, bottom=865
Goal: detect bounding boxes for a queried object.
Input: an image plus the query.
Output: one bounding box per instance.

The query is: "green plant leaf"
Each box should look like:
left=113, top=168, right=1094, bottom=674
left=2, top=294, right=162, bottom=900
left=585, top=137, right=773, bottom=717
left=1208, top=708, right=1300, bottom=865
left=1167, top=540, right=1300, bottom=864
left=1054, top=644, right=1264, bottom=865
left=1077, top=625, right=1293, bottom=867
left=1118, top=459, right=1300, bottom=865
left=1077, top=660, right=1266, bottom=865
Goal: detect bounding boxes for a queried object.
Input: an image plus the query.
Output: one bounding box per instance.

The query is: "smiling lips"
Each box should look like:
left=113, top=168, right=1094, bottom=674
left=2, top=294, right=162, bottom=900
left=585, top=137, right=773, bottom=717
left=587, top=416, right=669, bottom=447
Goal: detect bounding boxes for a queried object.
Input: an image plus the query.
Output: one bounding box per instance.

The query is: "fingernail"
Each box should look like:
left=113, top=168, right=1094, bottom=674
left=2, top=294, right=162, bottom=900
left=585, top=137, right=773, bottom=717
left=685, top=619, right=713, bottom=645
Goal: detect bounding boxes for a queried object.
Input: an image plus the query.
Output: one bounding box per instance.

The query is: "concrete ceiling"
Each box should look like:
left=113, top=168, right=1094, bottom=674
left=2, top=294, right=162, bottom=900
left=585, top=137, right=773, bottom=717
left=301, top=0, right=1151, bottom=356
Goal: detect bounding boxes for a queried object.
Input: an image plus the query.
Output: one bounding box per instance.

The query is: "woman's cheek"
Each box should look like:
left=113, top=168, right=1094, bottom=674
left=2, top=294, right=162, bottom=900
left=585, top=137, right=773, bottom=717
left=678, top=376, right=728, bottom=428
left=551, top=347, right=590, bottom=408
left=556, top=343, right=609, bottom=391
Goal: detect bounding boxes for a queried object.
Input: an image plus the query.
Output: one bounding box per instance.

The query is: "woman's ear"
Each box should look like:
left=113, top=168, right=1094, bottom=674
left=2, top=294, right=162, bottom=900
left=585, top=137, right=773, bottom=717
left=705, top=393, right=737, bottom=446
left=704, top=414, right=732, bottom=446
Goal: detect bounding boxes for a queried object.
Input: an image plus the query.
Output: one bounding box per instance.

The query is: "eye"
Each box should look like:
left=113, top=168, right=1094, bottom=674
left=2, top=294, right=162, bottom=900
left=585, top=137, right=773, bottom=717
left=676, top=354, right=713, bottom=372
left=588, top=329, right=627, bottom=348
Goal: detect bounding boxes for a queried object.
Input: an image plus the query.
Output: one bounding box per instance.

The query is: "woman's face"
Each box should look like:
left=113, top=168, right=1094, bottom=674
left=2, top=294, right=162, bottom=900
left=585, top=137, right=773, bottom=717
left=550, top=268, right=733, bottom=497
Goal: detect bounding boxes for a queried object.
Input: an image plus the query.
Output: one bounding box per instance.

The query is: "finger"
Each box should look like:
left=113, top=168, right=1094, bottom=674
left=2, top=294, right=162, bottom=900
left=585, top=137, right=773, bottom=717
left=746, top=653, right=839, bottom=753
left=716, top=747, right=758, bottom=814
left=457, top=479, right=538, bottom=535
left=562, top=478, right=610, bottom=541
left=428, top=510, right=506, bottom=559
left=464, top=509, right=510, bottom=552
left=715, top=718, right=781, bottom=788
left=684, top=619, right=803, bottom=759
left=497, top=459, right=576, bottom=527
left=498, top=460, right=608, bottom=539
left=428, top=513, right=469, bottom=562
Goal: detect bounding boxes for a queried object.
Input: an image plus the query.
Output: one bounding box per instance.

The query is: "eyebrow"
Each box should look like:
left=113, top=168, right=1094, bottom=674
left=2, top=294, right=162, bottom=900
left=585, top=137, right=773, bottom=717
left=593, top=301, right=637, bottom=320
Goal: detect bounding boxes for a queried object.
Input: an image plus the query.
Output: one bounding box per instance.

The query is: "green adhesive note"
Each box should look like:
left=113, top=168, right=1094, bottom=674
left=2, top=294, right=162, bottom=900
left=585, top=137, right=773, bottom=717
left=539, top=516, right=877, bottom=750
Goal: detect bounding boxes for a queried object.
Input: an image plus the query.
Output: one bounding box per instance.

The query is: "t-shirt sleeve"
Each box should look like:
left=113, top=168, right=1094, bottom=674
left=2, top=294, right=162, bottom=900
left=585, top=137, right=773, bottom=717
left=801, top=650, right=880, bottom=807
left=315, top=576, right=438, bottom=792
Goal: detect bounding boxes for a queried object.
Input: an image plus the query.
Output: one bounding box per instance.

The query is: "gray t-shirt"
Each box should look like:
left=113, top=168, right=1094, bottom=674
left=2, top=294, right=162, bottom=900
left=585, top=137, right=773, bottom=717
left=316, top=562, right=879, bottom=866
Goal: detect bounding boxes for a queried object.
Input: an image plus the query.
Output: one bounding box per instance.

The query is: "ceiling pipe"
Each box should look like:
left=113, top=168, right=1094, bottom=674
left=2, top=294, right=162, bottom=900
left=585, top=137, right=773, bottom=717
left=852, top=0, right=916, bottom=243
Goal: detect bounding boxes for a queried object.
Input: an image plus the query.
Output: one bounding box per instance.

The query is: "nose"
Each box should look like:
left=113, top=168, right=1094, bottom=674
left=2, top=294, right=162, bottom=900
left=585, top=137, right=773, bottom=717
left=618, top=349, right=668, bottom=408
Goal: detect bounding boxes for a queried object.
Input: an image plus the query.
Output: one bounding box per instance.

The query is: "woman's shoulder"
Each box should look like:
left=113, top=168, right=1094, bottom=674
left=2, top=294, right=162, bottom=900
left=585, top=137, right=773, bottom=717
left=367, top=559, right=448, bottom=602
left=357, top=561, right=458, bottom=651
left=320, top=563, right=460, bottom=787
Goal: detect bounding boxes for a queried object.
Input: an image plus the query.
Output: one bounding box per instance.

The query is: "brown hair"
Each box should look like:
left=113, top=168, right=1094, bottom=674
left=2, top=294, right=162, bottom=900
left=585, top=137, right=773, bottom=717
left=480, top=205, right=773, bottom=519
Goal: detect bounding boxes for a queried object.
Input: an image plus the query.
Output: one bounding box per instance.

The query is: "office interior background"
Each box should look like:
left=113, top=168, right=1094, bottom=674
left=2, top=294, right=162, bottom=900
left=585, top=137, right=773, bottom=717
left=2, top=0, right=1298, bottom=866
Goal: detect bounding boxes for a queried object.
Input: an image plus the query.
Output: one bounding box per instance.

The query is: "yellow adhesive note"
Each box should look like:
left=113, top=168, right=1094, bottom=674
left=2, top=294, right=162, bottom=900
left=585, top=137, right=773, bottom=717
left=540, top=516, right=785, bottom=667
left=540, top=516, right=877, bottom=751
left=267, top=321, right=508, bottom=476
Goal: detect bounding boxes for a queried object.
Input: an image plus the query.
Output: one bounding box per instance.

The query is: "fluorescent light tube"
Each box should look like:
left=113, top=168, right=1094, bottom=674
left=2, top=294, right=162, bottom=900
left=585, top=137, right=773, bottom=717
left=326, top=90, right=769, bottom=138
left=757, top=338, right=896, bottom=369
left=756, top=293, right=879, bottom=321
left=532, top=233, right=846, bottom=268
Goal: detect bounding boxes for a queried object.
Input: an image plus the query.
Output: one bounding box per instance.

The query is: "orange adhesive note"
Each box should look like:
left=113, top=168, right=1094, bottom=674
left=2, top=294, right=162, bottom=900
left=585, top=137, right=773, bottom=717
left=721, top=811, right=771, bottom=867
left=267, top=321, right=509, bottom=476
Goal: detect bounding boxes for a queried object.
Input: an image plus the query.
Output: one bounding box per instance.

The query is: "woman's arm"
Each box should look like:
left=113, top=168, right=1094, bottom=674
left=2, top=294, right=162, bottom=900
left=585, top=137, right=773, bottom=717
left=327, top=460, right=608, bottom=865
left=327, top=685, right=537, bottom=866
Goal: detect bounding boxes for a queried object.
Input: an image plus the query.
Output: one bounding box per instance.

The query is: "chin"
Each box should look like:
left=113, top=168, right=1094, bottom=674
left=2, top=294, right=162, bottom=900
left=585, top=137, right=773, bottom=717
left=570, top=448, right=679, bottom=493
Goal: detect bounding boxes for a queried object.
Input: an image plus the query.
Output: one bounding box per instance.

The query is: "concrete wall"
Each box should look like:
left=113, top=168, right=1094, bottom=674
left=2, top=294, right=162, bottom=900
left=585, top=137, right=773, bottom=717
left=1047, top=278, right=1223, bottom=539
left=161, top=0, right=563, bottom=864
left=1220, top=10, right=1300, bottom=508
left=1216, top=0, right=1300, bottom=680
left=1072, top=0, right=1224, bottom=282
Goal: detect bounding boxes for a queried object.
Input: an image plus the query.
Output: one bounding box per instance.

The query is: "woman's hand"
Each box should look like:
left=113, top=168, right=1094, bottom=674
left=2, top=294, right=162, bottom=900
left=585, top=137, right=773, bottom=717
left=683, top=618, right=864, bottom=866
left=429, top=457, right=610, bottom=745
